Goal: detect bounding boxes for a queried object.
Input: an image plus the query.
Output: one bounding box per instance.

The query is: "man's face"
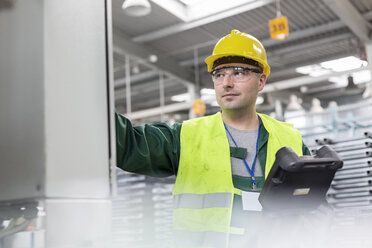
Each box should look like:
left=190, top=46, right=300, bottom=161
left=212, top=62, right=267, bottom=111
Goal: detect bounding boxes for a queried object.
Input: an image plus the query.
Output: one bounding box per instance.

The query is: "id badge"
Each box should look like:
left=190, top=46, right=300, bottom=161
left=242, top=191, right=262, bottom=211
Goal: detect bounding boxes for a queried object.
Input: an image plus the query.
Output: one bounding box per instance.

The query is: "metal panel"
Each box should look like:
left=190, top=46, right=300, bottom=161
left=43, top=0, right=110, bottom=198
left=0, top=0, right=112, bottom=201
left=0, top=0, right=46, bottom=201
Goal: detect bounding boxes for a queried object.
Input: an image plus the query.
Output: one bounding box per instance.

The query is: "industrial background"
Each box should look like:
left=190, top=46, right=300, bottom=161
left=1, top=0, right=372, bottom=247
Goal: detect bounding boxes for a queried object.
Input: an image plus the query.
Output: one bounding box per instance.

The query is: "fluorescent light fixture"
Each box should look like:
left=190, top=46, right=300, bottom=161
left=171, top=93, right=189, bottom=102
left=296, top=64, right=331, bottom=77
left=321, top=56, right=368, bottom=72
left=296, top=64, right=319, bottom=75
left=156, top=0, right=258, bottom=22
left=296, top=56, right=367, bottom=77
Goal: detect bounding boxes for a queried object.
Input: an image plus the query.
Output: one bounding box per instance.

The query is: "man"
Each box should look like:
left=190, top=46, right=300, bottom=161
left=116, top=30, right=310, bottom=248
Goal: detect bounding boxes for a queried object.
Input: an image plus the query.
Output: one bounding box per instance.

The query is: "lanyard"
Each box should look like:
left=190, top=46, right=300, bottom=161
left=224, top=117, right=261, bottom=189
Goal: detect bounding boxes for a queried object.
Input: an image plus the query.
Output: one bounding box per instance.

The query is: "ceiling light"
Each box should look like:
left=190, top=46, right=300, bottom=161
left=296, top=56, right=367, bottom=78
left=122, top=0, right=151, bottom=17
left=171, top=93, right=189, bottom=102
left=296, top=64, right=332, bottom=77
left=320, top=56, right=367, bottom=72
left=148, top=54, right=158, bottom=63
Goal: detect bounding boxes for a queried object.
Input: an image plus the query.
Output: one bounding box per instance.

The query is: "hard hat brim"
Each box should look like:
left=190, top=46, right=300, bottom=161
left=205, top=53, right=270, bottom=76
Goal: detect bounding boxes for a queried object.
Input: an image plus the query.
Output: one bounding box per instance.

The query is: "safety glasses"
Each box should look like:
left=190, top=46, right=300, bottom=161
left=210, top=66, right=262, bottom=84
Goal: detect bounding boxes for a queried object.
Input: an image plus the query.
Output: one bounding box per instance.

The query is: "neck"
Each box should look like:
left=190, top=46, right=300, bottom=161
left=222, top=108, right=259, bottom=130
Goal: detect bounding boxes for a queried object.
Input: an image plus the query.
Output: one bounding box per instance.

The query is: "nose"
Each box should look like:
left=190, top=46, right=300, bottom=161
left=221, top=73, right=234, bottom=87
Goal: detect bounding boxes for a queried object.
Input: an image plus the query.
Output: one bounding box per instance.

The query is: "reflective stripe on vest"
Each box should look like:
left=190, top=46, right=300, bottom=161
left=173, top=112, right=303, bottom=248
left=174, top=193, right=232, bottom=209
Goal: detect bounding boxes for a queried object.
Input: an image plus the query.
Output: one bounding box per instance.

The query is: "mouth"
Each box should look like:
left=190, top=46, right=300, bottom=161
left=222, top=93, right=239, bottom=97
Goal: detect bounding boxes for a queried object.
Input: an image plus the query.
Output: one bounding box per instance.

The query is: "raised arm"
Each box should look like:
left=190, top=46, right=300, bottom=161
left=115, top=111, right=181, bottom=177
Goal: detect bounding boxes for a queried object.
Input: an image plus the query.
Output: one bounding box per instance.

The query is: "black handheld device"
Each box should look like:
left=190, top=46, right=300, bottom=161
left=258, top=146, right=343, bottom=212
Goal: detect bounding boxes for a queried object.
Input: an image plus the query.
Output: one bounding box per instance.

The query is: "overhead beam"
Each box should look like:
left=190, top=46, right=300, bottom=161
left=113, top=28, right=194, bottom=85
left=114, top=70, right=158, bottom=89
left=270, top=33, right=353, bottom=58
left=180, top=33, right=353, bottom=67
left=115, top=77, right=179, bottom=96
left=132, top=0, right=275, bottom=43
left=323, top=0, right=372, bottom=44
left=179, top=10, right=372, bottom=67
left=174, top=13, right=348, bottom=57
left=125, top=102, right=192, bottom=120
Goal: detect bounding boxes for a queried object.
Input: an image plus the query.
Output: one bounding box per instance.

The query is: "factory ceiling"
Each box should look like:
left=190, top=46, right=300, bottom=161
left=111, top=0, right=372, bottom=121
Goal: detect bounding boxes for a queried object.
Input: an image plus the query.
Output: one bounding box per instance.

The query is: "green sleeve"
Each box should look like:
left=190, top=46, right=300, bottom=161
left=302, top=142, right=312, bottom=156
left=115, top=111, right=181, bottom=177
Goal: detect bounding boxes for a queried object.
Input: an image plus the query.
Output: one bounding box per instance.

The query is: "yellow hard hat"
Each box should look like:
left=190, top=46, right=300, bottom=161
left=205, top=30, right=270, bottom=77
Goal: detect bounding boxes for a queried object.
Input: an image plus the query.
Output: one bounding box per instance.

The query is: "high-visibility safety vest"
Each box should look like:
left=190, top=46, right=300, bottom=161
left=172, top=112, right=303, bottom=248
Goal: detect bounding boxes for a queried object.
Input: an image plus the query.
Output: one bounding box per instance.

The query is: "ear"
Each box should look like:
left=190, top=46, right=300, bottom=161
left=258, top=73, right=267, bottom=91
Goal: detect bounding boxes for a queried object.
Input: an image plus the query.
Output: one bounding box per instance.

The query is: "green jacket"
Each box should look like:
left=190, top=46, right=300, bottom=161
left=115, top=111, right=311, bottom=191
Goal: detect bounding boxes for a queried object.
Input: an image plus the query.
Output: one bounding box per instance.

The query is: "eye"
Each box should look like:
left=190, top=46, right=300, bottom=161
left=213, top=71, right=225, bottom=78
left=234, top=70, right=244, bottom=76
left=234, top=69, right=249, bottom=77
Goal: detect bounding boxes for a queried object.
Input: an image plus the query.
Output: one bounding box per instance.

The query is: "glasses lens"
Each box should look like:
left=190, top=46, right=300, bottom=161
left=211, top=66, right=260, bottom=83
left=211, top=69, right=225, bottom=81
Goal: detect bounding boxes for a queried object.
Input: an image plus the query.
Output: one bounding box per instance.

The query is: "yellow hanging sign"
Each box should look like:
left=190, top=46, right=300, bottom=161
left=192, top=99, right=206, bottom=115
left=269, top=16, right=289, bottom=40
